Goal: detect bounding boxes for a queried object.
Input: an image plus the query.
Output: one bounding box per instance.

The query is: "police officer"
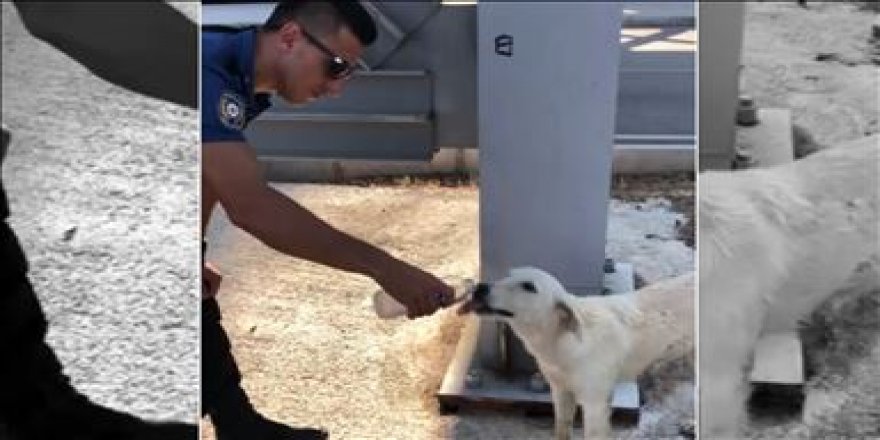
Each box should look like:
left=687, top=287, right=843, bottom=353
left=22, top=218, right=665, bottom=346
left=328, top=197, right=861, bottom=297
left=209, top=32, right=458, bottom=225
left=1, top=3, right=197, bottom=439
left=201, top=1, right=455, bottom=438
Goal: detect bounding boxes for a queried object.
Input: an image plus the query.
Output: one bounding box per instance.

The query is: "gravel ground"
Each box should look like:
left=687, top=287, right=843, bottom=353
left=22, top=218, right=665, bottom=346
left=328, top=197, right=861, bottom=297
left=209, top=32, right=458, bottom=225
left=202, top=182, right=694, bottom=439
left=730, top=2, right=880, bottom=437
left=739, top=2, right=878, bottom=146
left=1, top=2, right=199, bottom=423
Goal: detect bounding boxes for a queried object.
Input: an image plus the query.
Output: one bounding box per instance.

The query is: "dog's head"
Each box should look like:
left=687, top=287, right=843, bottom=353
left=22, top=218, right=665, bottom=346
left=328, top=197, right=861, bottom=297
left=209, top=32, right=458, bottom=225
left=459, top=267, right=579, bottom=331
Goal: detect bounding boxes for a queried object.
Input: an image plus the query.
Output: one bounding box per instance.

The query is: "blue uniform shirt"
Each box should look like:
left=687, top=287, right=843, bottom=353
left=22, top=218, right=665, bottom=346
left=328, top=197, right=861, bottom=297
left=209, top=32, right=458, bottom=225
left=202, top=28, right=272, bottom=143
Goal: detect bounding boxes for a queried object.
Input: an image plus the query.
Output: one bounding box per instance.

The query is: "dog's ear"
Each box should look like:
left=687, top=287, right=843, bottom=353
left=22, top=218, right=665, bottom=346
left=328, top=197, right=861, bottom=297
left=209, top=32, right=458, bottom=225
left=554, top=301, right=580, bottom=337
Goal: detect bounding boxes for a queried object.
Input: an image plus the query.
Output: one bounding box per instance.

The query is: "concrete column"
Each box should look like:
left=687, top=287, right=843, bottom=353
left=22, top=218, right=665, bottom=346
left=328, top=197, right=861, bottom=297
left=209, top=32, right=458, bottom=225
left=698, top=2, right=745, bottom=171
left=478, top=2, right=623, bottom=370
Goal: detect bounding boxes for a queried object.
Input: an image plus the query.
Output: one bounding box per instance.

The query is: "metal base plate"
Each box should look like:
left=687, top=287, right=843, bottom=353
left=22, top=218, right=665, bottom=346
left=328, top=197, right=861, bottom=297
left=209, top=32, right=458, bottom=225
left=748, top=331, right=805, bottom=413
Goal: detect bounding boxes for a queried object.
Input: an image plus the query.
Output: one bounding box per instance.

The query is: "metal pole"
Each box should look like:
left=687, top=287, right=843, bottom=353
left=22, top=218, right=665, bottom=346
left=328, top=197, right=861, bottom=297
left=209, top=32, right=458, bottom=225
left=478, top=1, right=623, bottom=371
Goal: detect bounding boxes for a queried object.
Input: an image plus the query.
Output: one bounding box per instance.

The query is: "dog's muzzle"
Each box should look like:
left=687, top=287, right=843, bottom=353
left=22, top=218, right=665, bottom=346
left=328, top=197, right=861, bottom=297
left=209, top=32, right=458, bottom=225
left=457, top=282, right=514, bottom=317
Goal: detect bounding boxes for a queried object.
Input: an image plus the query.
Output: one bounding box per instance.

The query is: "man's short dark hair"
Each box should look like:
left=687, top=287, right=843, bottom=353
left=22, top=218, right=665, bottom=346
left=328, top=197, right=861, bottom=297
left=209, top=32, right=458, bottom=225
left=263, top=1, right=377, bottom=46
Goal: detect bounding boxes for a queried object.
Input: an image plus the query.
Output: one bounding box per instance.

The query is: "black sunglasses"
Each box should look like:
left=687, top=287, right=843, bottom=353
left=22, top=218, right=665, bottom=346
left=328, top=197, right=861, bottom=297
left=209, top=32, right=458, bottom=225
left=300, top=27, right=356, bottom=80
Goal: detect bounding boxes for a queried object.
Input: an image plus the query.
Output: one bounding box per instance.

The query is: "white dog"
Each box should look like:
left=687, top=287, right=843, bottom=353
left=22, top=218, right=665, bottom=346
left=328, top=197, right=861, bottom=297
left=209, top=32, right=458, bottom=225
left=460, top=267, right=694, bottom=439
left=699, top=135, right=879, bottom=437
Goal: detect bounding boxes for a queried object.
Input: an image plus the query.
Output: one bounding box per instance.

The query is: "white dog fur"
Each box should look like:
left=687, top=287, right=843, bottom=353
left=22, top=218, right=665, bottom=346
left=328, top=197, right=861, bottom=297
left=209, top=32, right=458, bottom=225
left=699, top=135, right=879, bottom=437
left=465, top=267, right=694, bottom=439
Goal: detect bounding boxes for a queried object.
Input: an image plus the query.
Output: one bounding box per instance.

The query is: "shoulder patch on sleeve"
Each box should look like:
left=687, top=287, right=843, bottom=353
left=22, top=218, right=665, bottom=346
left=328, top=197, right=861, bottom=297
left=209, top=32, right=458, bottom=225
left=217, top=91, right=246, bottom=131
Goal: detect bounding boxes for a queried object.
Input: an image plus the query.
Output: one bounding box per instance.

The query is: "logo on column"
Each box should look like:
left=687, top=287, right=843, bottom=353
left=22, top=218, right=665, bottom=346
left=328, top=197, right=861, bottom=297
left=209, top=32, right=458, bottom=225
left=495, top=34, right=513, bottom=57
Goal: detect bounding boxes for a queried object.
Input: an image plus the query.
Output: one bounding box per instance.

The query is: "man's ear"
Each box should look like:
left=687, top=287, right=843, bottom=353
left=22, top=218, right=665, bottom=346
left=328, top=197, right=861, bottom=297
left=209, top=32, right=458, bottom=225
left=277, top=20, right=302, bottom=49
left=554, top=301, right=580, bottom=337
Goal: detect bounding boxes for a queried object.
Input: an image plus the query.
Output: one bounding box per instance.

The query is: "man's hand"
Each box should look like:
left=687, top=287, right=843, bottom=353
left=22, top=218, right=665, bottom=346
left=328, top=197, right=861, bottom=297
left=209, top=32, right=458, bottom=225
left=373, top=259, right=454, bottom=319
left=202, top=261, right=223, bottom=299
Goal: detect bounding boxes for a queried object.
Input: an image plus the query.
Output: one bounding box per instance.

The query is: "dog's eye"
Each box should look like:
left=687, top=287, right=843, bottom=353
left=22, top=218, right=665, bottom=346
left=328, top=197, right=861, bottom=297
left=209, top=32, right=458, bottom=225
left=520, top=281, right=537, bottom=293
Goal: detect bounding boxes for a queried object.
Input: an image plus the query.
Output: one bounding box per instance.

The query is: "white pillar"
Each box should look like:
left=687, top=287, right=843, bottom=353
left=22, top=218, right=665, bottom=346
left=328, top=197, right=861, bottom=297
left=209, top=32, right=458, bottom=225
left=478, top=2, right=623, bottom=370
left=698, top=2, right=745, bottom=170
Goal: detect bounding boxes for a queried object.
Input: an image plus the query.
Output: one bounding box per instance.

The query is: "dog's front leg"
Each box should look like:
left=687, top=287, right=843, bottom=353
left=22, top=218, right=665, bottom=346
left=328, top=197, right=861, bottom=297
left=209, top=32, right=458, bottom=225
left=699, top=337, right=754, bottom=437
left=577, top=386, right=612, bottom=440
left=699, top=306, right=763, bottom=438
left=550, top=385, right=577, bottom=440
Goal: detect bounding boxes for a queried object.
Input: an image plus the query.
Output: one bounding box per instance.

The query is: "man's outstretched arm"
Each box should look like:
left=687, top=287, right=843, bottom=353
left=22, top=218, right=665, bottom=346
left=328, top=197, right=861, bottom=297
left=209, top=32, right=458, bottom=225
left=203, top=141, right=453, bottom=318
left=12, top=1, right=197, bottom=109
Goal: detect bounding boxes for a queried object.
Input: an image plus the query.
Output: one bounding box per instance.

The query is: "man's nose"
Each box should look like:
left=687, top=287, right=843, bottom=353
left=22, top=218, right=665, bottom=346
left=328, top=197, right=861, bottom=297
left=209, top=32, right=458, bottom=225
left=474, top=282, right=490, bottom=300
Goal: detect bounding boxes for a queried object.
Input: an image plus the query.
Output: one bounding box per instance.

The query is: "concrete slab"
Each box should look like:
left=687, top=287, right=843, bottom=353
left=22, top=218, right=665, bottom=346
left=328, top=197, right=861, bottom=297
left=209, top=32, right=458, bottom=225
left=750, top=331, right=805, bottom=385
left=604, top=262, right=635, bottom=295
left=736, top=108, right=795, bottom=167
left=611, top=382, right=641, bottom=409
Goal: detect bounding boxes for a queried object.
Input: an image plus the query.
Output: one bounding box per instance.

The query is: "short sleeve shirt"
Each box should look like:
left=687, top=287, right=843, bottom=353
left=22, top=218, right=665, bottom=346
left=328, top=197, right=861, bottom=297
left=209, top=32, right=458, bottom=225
left=202, top=28, right=272, bottom=143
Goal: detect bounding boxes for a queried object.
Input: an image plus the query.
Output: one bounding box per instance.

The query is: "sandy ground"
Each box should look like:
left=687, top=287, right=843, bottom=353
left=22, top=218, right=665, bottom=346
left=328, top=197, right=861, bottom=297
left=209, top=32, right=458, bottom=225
left=202, top=181, right=694, bottom=439
left=731, top=2, right=880, bottom=438
left=1, top=2, right=199, bottom=423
